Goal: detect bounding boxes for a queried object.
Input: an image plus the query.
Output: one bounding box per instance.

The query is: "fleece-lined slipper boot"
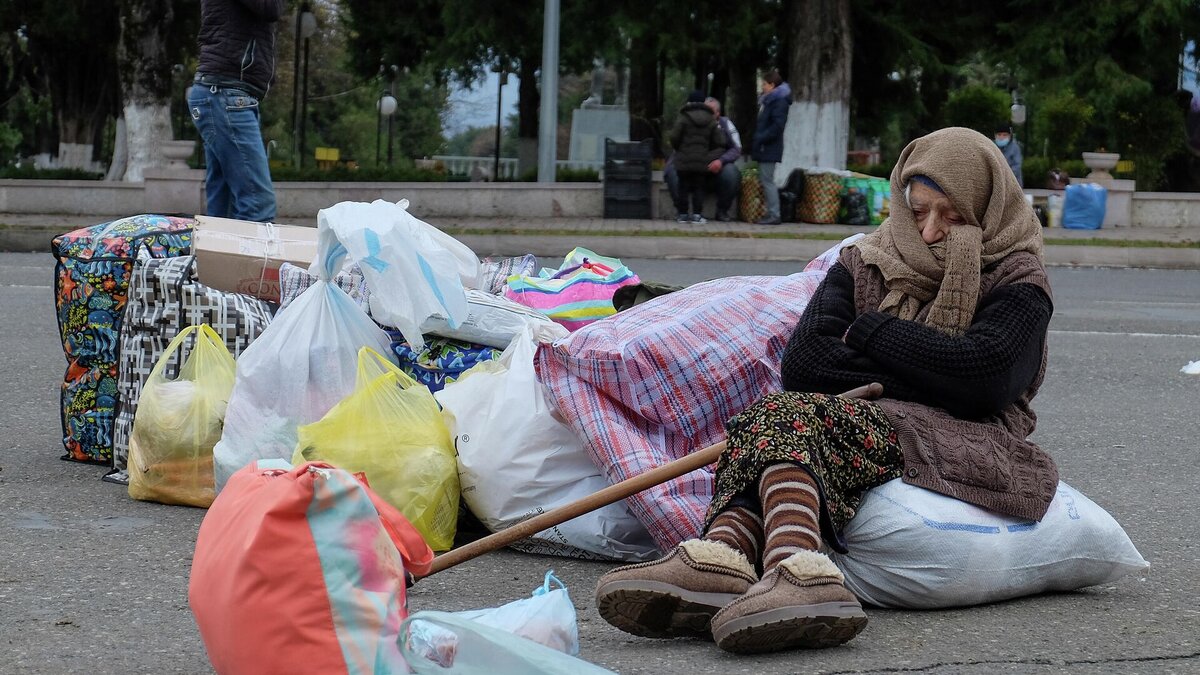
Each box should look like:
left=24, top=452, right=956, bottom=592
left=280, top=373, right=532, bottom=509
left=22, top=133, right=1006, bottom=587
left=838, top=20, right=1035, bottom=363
left=595, top=539, right=758, bottom=640
left=710, top=549, right=867, bottom=653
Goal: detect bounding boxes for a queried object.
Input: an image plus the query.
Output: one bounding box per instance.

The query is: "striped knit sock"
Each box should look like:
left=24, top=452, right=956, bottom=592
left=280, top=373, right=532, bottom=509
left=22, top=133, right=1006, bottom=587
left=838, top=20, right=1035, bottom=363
left=703, top=506, right=764, bottom=565
left=758, top=463, right=822, bottom=573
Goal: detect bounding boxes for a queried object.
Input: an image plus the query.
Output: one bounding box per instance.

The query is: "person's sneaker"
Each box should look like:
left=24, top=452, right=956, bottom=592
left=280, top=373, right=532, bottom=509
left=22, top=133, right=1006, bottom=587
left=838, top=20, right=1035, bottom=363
left=710, top=549, right=867, bottom=653
left=596, top=539, right=758, bottom=640
left=755, top=216, right=783, bottom=225
left=676, top=213, right=691, bottom=223
left=691, top=214, right=708, bottom=224
left=715, top=211, right=733, bottom=222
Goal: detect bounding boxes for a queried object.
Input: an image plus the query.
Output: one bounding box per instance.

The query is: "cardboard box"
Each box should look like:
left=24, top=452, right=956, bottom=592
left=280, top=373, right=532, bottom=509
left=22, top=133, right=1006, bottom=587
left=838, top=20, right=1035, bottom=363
left=193, top=215, right=319, bottom=303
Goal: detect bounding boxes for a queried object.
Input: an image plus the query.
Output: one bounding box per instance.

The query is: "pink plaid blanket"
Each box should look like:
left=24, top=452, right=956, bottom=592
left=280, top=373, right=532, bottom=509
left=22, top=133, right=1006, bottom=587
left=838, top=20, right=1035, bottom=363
left=535, top=238, right=857, bottom=550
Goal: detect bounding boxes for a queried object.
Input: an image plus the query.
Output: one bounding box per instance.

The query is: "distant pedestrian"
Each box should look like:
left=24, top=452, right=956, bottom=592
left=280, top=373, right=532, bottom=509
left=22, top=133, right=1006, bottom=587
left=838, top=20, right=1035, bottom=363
left=752, top=69, right=791, bottom=224
left=995, top=124, right=1023, bottom=187
left=668, top=90, right=730, bottom=224
left=188, top=0, right=284, bottom=223
left=664, top=97, right=742, bottom=222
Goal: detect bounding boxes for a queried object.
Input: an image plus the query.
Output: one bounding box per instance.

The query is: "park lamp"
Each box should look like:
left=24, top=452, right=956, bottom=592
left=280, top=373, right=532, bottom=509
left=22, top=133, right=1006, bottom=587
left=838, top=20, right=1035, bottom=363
left=299, top=6, right=317, bottom=39
left=1010, top=89, right=1026, bottom=126
left=378, top=94, right=398, bottom=116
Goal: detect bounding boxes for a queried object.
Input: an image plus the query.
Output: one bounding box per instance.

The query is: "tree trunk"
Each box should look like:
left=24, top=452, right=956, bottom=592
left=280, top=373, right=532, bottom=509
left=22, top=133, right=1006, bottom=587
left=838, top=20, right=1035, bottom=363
left=727, top=58, right=758, bottom=155
left=105, top=116, right=129, bottom=181
left=517, top=58, right=540, bottom=175
left=781, top=0, right=851, bottom=175
left=627, top=33, right=661, bottom=156
left=117, top=0, right=179, bottom=181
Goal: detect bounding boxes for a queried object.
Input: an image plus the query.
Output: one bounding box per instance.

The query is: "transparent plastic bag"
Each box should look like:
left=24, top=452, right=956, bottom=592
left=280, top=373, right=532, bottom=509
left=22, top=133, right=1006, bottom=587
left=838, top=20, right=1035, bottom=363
left=129, top=324, right=235, bottom=507
left=293, top=347, right=460, bottom=551
left=402, top=573, right=613, bottom=674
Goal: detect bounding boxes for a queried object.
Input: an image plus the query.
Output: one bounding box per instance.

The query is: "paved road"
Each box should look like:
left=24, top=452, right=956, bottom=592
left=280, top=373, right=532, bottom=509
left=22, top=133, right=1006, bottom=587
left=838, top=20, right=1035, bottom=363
left=2, top=252, right=1198, bottom=674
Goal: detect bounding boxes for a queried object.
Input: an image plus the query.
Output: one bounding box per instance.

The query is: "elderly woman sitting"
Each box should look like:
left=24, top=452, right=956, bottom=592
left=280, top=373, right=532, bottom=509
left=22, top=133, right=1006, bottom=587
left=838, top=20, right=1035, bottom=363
left=595, top=127, right=1056, bottom=653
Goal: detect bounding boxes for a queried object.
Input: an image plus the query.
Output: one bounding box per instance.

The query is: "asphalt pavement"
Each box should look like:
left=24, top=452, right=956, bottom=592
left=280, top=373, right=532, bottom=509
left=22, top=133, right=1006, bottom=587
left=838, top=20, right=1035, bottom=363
left=2, top=252, right=1199, bottom=674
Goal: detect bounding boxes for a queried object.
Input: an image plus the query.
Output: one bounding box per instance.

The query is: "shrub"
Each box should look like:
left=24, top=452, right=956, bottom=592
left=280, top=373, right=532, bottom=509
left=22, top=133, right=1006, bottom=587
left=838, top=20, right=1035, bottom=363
left=1039, top=91, right=1094, bottom=161
left=0, top=165, right=104, bottom=180
left=943, top=85, right=1010, bottom=136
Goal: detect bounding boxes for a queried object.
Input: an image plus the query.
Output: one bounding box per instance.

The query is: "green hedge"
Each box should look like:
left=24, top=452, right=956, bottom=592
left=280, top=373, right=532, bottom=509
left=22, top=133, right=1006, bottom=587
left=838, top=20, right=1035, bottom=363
left=0, top=166, right=104, bottom=180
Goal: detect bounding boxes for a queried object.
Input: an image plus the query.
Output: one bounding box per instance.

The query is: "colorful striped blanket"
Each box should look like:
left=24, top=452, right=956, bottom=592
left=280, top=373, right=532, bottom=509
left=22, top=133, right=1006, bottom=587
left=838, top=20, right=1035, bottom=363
left=504, top=247, right=640, bottom=331
left=534, top=237, right=860, bottom=549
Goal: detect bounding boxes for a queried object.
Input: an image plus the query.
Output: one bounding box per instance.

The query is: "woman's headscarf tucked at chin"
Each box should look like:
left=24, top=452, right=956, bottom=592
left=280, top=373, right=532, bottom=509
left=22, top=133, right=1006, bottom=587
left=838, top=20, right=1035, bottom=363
left=849, top=127, right=1044, bottom=336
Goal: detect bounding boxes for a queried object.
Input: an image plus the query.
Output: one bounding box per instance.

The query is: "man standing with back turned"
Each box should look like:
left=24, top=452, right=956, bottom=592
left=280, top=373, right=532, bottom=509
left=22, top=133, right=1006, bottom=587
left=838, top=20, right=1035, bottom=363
left=188, top=0, right=284, bottom=223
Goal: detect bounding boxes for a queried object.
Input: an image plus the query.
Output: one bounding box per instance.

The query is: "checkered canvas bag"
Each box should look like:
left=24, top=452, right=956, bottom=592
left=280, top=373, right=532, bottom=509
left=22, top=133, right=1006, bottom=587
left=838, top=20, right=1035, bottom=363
left=108, top=250, right=274, bottom=483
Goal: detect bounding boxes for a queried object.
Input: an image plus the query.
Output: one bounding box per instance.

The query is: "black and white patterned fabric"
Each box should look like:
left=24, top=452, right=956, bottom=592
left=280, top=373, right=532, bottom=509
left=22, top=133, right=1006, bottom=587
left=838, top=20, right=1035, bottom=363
left=278, top=262, right=374, bottom=316
left=106, top=250, right=274, bottom=483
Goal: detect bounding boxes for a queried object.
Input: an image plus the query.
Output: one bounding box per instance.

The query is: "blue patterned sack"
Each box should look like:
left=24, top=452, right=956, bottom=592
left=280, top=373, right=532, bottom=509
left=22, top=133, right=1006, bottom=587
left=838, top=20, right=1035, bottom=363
left=52, top=214, right=194, bottom=464
left=388, top=334, right=500, bottom=393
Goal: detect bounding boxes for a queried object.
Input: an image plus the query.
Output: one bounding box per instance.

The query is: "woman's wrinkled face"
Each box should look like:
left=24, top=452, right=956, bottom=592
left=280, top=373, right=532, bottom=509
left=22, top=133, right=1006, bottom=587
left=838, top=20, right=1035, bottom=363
left=907, top=181, right=966, bottom=246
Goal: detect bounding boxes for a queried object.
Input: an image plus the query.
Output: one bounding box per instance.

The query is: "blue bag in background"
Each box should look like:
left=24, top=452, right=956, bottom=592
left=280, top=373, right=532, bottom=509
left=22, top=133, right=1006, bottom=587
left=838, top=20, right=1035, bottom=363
left=1061, top=183, right=1107, bottom=230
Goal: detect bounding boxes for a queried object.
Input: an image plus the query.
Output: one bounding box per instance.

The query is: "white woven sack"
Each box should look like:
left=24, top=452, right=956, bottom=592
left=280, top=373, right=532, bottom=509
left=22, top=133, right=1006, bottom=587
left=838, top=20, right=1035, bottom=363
left=832, top=479, right=1148, bottom=609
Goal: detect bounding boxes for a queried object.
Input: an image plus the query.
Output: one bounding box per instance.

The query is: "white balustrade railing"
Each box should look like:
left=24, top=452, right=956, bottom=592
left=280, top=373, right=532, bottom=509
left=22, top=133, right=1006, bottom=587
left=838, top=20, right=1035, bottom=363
left=430, top=155, right=603, bottom=179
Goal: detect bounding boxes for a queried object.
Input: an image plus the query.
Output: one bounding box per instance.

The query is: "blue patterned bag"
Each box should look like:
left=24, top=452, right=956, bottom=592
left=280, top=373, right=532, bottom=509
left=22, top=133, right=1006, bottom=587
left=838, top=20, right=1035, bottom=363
left=389, top=334, right=500, bottom=393
left=52, top=214, right=194, bottom=463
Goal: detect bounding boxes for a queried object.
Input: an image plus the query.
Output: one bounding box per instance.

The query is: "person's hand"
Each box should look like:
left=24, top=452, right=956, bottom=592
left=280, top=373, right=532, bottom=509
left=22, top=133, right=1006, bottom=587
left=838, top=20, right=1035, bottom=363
left=708, top=160, right=722, bottom=174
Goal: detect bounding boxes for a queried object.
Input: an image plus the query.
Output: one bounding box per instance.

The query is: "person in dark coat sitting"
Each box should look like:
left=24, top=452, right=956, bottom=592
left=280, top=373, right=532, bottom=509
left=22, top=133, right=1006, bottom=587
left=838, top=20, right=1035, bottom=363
left=668, top=90, right=730, bottom=224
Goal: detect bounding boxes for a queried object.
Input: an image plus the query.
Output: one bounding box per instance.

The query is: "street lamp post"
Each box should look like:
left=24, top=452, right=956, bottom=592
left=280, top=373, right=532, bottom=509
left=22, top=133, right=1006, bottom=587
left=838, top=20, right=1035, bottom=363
left=376, top=65, right=398, bottom=168
left=293, top=4, right=316, bottom=169
left=493, top=63, right=507, bottom=180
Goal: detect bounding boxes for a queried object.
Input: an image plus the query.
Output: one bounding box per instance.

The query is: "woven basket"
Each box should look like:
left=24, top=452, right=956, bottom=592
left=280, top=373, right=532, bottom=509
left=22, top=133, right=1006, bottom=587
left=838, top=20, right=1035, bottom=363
left=739, top=171, right=766, bottom=223
left=798, top=171, right=843, bottom=224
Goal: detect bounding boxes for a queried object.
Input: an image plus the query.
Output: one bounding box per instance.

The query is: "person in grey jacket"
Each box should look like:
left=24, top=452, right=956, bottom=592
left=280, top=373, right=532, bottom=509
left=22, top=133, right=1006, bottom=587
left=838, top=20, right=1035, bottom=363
left=669, top=90, right=730, bottom=223
left=187, top=0, right=285, bottom=223
left=665, top=97, right=742, bottom=222
left=995, top=124, right=1023, bottom=187
left=752, top=70, right=791, bottom=224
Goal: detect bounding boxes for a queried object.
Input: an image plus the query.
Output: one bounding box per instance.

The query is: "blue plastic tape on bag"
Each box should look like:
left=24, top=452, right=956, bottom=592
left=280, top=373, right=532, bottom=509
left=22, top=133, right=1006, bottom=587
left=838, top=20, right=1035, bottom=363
left=1061, top=183, right=1106, bottom=230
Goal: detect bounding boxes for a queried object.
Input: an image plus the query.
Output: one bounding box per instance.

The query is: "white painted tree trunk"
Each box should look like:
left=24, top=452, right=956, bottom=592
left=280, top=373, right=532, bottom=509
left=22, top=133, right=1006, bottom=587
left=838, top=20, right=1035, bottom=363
left=105, top=116, right=128, bottom=181
left=56, top=143, right=102, bottom=172
left=780, top=100, right=850, bottom=176
left=121, top=102, right=172, bottom=182
left=780, top=0, right=852, bottom=177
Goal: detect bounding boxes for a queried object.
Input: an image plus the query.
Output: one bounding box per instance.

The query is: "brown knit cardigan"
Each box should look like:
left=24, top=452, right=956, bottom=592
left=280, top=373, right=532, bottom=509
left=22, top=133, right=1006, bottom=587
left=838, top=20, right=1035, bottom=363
left=843, top=245, right=1059, bottom=521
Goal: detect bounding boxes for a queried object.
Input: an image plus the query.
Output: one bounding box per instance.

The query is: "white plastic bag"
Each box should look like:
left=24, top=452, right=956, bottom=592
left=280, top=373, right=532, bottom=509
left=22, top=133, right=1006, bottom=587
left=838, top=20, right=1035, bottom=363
left=435, top=330, right=658, bottom=562
left=832, top=479, right=1149, bottom=609
left=421, top=289, right=569, bottom=348
left=213, top=227, right=394, bottom=491
left=403, top=572, right=615, bottom=674
left=316, top=199, right=480, bottom=349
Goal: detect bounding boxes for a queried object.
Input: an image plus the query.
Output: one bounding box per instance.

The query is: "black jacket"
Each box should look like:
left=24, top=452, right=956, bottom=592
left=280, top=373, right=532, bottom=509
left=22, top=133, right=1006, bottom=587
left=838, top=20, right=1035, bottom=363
left=669, top=103, right=728, bottom=173
left=197, top=0, right=285, bottom=99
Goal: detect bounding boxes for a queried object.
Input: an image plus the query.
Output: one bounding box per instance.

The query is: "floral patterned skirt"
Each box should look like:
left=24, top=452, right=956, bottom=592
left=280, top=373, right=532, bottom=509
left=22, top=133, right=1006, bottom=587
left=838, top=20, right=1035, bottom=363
left=706, top=391, right=905, bottom=550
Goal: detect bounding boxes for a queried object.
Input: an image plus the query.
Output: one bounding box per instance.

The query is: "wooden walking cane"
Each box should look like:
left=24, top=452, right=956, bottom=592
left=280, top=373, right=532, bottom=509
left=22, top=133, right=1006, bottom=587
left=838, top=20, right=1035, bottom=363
left=419, top=382, right=884, bottom=579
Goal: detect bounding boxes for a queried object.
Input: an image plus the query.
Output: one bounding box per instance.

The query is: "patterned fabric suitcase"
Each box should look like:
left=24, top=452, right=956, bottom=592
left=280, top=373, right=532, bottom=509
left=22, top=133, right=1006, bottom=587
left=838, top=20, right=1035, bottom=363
left=108, top=251, right=274, bottom=483
left=739, top=169, right=766, bottom=223
left=798, top=171, right=844, bottom=224
left=52, top=215, right=194, bottom=464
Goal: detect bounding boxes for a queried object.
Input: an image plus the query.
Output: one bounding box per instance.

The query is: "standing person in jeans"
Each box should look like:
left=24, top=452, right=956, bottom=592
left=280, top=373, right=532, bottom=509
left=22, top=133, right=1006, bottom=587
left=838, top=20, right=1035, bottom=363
left=664, top=97, right=743, bottom=222
left=669, top=90, right=730, bottom=224
left=188, top=0, right=285, bottom=223
left=752, top=70, right=791, bottom=224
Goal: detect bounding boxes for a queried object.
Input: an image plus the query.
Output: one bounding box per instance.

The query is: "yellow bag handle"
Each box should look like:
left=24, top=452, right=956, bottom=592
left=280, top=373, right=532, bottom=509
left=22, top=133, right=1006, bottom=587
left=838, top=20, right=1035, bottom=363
left=148, top=324, right=229, bottom=382
left=355, top=346, right=420, bottom=390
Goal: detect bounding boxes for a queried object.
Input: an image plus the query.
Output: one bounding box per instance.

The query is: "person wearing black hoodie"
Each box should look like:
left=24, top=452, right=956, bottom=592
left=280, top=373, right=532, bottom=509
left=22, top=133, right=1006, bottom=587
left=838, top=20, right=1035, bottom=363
left=187, top=0, right=285, bottom=223
left=669, top=90, right=730, bottom=223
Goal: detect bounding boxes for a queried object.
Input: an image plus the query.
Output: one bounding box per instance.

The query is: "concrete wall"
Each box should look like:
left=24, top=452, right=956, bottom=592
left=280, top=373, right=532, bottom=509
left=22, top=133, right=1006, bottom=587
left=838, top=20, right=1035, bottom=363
left=1132, top=192, right=1200, bottom=228
left=5, top=175, right=1200, bottom=229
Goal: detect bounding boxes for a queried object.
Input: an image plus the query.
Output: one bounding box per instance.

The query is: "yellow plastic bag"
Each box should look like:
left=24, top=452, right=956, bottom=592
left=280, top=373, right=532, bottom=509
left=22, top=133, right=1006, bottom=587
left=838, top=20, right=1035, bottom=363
left=293, top=347, right=460, bottom=551
left=129, top=324, right=235, bottom=508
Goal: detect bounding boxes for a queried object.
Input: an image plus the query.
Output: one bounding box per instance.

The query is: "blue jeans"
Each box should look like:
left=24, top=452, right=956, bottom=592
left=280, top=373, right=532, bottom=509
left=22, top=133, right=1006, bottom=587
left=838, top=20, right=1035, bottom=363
left=187, top=83, right=276, bottom=222
left=759, top=161, right=780, bottom=220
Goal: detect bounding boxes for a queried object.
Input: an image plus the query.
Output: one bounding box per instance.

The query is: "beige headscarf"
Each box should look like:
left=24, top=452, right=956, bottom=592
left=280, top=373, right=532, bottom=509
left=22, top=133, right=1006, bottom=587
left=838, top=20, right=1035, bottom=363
left=850, top=127, right=1044, bottom=336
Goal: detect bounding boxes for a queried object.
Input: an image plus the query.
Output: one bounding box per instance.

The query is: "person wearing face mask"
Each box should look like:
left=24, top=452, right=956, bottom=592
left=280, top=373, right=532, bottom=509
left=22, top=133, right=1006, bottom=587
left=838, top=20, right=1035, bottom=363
left=595, top=127, right=1055, bottom=654
left=995, top=124, right=1023, bottom=187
